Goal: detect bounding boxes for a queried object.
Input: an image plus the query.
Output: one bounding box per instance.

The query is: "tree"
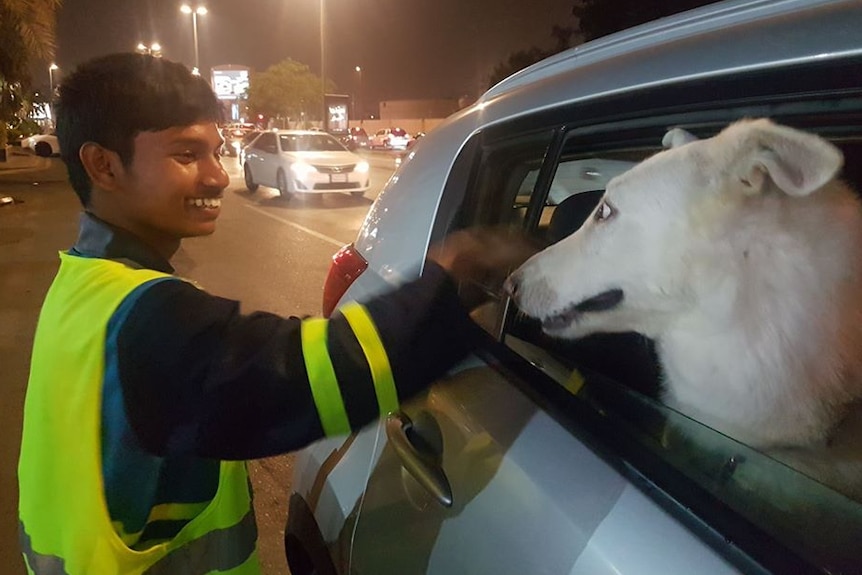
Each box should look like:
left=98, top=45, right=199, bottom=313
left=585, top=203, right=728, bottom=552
left=488, top=47, right=549, bottom=89
left=574, top=0, right=716, bottom=42
left=0, top=0, right=62, bottom=159
left=246, top=59, right=333, bottom=128
left=487, top=22, right=580, bottom=89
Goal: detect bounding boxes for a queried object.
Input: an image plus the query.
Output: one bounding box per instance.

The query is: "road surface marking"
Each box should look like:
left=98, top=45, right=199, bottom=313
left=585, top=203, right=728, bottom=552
left=244, top=204, right=345, bottom=248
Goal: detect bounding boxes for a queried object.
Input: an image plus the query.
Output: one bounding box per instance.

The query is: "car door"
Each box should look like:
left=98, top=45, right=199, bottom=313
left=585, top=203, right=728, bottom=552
left=245, top=132, right=279, bottom=186
left=336, top=80, right=862, bottom=574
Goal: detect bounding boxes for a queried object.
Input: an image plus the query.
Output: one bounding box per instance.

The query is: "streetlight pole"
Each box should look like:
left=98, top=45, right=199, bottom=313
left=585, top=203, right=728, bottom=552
left=354, top=66, right=362, bottom=121
left=320, top=0, right=326, bottom=127
left=181, top=4, right=207, bottom=75
left=48, top=63, right=59, bottom=127
left=48, top=63, right=58, bottom=97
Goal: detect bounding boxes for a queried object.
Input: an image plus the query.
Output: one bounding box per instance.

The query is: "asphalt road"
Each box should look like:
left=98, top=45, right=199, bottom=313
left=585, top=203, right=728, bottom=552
left=0, top=151, right=397, bottom=575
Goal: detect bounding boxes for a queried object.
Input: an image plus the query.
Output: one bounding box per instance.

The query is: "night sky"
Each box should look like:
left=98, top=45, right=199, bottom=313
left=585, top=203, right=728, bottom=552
left=42, top=0, right=578, bottom=110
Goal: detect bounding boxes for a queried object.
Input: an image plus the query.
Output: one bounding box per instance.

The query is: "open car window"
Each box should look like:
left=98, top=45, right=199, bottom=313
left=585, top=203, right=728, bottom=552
left=447, top=104, right=862, bottom=573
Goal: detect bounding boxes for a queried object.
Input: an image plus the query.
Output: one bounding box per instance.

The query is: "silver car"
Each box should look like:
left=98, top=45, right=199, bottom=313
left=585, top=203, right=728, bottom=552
left=242, top=130, right=370, bottom=199
left=286, top=1, right=862, bottom=574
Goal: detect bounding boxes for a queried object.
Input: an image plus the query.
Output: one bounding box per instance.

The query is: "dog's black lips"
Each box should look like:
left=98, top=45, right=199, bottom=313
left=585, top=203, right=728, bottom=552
left=542, top=288, right=625, bottom=331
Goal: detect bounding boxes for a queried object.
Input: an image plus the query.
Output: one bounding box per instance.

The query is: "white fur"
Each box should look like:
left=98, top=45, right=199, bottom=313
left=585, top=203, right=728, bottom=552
left=510, top=118, right=862, bottom=451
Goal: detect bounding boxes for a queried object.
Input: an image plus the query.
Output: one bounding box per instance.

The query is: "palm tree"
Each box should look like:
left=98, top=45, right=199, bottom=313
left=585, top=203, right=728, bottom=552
left=0, top=0, right=62, bottom=160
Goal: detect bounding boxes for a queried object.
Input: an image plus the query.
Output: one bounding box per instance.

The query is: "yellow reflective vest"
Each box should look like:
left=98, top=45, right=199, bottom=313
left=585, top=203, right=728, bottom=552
left=18, top=253, right=260, bottom=575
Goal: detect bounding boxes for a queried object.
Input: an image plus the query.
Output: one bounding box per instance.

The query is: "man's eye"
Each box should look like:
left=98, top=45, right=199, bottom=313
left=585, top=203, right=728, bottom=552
left=174, top=151, right=197, bottom=163
left=594, top=200, right=615, bottom=222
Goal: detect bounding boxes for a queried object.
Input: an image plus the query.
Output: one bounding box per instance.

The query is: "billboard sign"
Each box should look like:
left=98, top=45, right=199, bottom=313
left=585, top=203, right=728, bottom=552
left=211, top=66, right=250, bottom=100
left=324, top=94, right=351, bottom=134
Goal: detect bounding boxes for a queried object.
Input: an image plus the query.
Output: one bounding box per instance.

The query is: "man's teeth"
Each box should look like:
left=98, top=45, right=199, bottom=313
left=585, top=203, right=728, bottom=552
left=188, top=198, right=221, bottom=208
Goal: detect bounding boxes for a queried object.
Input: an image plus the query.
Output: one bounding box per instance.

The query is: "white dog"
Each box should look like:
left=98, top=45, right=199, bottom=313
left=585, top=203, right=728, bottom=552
left=507, top=119, right=862, bottom=452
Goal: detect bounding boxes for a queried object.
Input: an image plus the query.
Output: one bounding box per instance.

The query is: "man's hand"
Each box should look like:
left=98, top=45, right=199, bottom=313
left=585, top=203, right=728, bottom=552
left=428, top=227, right=538, bottom=307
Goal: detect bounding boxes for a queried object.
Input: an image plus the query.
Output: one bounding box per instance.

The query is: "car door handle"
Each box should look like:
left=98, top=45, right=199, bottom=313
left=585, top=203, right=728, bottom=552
left=385, top=412, right=453, bottom=508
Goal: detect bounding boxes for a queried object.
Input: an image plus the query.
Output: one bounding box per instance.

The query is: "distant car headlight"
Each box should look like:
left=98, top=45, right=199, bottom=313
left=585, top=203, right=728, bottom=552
left=290, top=161, right=316, bottom=178
left=355, top=161, right=370, bottom=173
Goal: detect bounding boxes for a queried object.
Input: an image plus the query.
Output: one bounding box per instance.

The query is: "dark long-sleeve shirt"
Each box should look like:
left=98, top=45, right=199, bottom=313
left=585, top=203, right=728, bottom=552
left=72, top=212, right=483, bottom=546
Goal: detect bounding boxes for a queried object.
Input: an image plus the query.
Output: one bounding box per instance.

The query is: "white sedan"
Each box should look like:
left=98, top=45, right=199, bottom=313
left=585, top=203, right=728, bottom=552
left=242, top=130, right=370, bottom=199
left=369, top=127, right=410, bottom=150
left=21, top=133, right=60, bottom=157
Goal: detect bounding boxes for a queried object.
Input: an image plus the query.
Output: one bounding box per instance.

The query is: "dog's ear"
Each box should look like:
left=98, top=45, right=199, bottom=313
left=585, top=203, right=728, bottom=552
left=662, top=128, right=698, bottom=149
left=736, top=119, right=843, bottom=197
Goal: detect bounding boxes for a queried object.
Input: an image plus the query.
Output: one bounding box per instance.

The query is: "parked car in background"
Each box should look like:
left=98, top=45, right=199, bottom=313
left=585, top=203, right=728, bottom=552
left=220, top=123, right=257, bottom=156
left=222, top=122, right=256, bottom=139
left=285, top=1, right=862, bottom=574
left=223, top=129, right=261, bottom=157
left=21, top=133, right=60, bottom=157
left=242, top=130, right=370, bottom=199
left=369, top=127, right=410, bottom=150
left=340, top=127, right=369, bottom=150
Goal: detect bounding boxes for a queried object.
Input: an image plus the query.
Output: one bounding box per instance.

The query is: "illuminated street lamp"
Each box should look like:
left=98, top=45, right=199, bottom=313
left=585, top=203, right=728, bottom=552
left=135, top=42, right=163, bottom=57
left=180, top=4, right=208, bottom=74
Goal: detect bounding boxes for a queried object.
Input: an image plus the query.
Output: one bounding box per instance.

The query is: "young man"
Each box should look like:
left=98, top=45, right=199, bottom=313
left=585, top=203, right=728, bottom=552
left=18, top=53, right=530, bottom=574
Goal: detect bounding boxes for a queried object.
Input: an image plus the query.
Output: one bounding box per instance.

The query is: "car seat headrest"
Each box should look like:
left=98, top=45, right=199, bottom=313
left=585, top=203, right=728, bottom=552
left=546, top=190, right=605, bottom=244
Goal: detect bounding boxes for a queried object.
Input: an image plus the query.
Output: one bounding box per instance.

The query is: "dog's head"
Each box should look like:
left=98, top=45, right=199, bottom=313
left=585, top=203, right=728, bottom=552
left=506, top=118, right=844, bottom=339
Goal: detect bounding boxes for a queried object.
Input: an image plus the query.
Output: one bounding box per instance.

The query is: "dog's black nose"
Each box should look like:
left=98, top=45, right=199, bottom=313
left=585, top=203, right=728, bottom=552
left=503, top=271, right=521, bottom=299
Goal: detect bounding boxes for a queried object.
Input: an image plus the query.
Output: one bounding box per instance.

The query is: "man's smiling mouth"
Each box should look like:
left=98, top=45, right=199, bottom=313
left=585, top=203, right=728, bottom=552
left=186, top=197, right=221, bottom=209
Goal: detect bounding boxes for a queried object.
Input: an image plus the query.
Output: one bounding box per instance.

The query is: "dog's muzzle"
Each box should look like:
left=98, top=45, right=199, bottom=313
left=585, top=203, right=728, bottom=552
left=542, top=288, right=625, bottom=331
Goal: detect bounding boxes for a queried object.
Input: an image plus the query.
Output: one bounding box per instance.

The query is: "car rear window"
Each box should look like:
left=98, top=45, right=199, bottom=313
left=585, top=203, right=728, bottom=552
left=279, top=134, right=347, bottom=152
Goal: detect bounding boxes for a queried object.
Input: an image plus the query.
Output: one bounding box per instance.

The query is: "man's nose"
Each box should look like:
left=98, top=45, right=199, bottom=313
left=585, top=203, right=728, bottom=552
left=203, top=156, right=230, bottom=189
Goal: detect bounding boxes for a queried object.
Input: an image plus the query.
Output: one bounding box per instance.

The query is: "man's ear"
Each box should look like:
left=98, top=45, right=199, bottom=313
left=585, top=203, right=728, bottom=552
left=79, top=142, right=126, bottom=192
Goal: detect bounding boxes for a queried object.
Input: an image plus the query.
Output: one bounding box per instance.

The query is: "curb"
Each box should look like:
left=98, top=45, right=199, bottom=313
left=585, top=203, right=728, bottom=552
left=0, top=155, right=51, bottom=174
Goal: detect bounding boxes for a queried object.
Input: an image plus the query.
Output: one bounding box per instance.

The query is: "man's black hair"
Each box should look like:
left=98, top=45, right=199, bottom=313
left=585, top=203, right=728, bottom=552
left=56, top=53, right=224, bottom=206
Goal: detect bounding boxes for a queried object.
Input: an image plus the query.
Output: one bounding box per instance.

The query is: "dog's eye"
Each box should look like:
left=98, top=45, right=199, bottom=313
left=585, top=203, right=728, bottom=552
left=594, top=200, right=615, bottom=222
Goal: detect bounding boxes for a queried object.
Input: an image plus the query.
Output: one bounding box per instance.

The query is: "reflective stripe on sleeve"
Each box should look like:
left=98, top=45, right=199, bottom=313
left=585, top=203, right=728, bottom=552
left=301, top=318, right=351, bottom=436
left=339, top=303, right=399, bottom=417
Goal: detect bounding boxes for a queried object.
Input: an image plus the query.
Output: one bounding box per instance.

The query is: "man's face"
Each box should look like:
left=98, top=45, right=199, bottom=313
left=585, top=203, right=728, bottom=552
left=108, top=122, right=228, bottom=257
